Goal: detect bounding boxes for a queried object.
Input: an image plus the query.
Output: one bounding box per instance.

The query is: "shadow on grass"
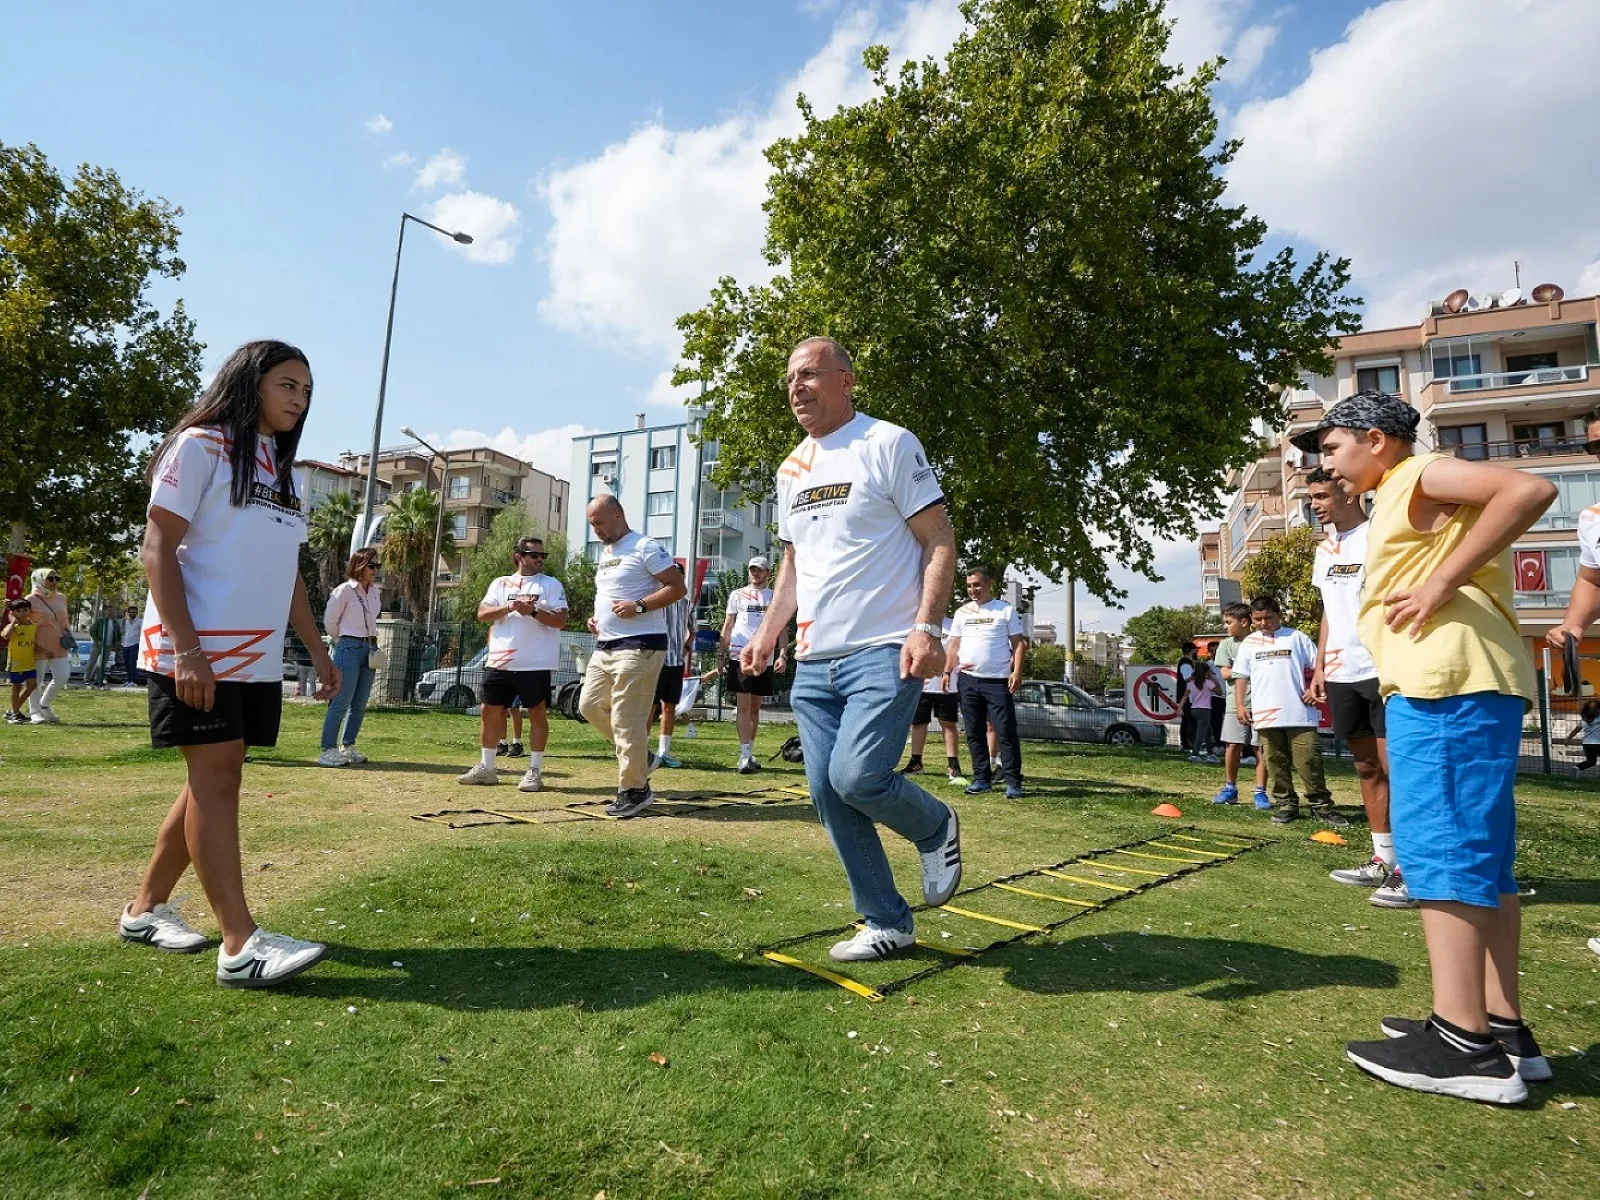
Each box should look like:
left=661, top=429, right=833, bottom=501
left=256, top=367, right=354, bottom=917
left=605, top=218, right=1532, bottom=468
left=1020, top=775, right=1185, bottom=801
left=989, top=932, right=1400, bottom=1002
left=1519, top=878, right=1600, bottom=906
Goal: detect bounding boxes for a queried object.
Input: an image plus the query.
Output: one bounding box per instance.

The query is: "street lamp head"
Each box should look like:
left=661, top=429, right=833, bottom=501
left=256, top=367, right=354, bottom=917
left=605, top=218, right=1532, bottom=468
left=400, top=425, right=419, bottom=439
left=452, top=232, right=474, bottom=245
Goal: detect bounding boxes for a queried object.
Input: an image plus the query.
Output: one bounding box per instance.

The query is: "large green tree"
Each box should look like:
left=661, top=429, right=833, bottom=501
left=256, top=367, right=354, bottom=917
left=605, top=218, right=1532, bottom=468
left=674, top=0, right=1359, bottom=600
left=1, top=142, right=203, bottom=558
left=1238, top=525, right=1321, bottom=636
left=1123, top=603, right=1213, bottom=664
left=380, top=488, right=456, bottom=623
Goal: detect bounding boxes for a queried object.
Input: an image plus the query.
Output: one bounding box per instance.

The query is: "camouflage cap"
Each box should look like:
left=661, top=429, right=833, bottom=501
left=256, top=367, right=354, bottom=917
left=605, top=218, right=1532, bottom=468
left=1290, top=390, right=1421, bottom=454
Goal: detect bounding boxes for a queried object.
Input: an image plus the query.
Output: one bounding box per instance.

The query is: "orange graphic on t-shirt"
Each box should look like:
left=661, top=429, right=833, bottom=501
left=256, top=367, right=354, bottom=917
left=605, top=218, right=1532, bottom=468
left=143, top=625, right=276, bottom=680
left=794, top=620, right=813, bottom=656
left=191, top=429, right=276, bottom=476
left=777, top=442, right=818, bottom=481
left=1251, top=706, right=1281, bottom=724
left=1323, top=648, right=1343, bottom=673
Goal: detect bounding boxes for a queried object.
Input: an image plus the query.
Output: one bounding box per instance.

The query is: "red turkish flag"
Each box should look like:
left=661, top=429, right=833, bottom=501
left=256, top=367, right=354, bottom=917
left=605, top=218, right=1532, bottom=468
left=5, top=555, right=29, bottom=602
left=1515, top=551, right=1547, bottom=591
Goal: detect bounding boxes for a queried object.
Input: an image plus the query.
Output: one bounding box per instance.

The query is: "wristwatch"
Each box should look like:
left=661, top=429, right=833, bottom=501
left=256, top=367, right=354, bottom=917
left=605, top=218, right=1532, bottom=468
left=910, top=622, right=944, bottom=639
left=635, top=599, right=648, bottom=614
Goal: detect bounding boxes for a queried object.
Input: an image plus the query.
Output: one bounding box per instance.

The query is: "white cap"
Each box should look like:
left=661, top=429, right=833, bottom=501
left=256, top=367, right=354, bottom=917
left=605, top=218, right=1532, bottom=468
left=747, top=555, right=771, bottom=571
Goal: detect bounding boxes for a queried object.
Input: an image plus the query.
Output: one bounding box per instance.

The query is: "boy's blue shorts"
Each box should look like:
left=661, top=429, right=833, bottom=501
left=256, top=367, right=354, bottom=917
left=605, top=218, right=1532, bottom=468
left=8, top=670, right=36, bottom=684
left=1387, top=691, right=1522, bottom=907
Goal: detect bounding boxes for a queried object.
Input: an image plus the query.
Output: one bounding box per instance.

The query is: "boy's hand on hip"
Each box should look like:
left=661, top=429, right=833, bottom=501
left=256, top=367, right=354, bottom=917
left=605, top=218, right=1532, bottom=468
left=1384, top=578, right=1452, bottom=638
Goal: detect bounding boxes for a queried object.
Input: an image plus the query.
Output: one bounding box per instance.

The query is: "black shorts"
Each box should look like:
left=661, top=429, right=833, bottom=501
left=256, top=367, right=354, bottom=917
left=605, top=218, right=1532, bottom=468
left=148, top=673, right=282, bottom=748
left=1327, top=677, right=1385, bottom=740
left=724, top=655, right=774, bottom=697
left=655, top=662, right=685, bottom=706
left=482, top=668, right=551, bottom=710
left=914, top=693, right=959, bottom=726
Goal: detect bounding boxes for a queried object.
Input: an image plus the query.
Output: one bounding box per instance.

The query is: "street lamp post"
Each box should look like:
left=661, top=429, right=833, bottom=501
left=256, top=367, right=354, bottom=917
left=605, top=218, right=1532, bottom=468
left=686, top=388, right=708, bottom=627
left=401, top=427, right=452, bottom=630
left=353, top=213, right=474, bottom=556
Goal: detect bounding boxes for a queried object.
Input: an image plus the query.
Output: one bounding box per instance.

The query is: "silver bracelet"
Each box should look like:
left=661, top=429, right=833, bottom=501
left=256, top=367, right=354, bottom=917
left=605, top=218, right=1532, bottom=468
left=173, top=645, right=206, bottom=661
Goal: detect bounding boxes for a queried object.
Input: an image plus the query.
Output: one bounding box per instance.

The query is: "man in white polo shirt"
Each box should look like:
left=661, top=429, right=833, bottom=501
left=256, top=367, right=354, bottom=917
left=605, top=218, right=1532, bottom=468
left=1302, top=467, right=1412, bottom=908
left=580, top=494, right=687, bottom=818
left=741, top=336, right=963, bottom=963
left=457, top=535, right=568, bottom=793
left=945, top=566, right=1027, bottom=798
left=719, top=554, right=786, bottom=773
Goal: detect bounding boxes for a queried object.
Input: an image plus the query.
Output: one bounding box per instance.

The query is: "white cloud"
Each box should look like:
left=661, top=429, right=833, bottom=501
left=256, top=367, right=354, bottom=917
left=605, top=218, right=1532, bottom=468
left=426, top=191, right=522, bottom=265
left=1219, top=22, right=1278, bottom=83
left=365, top=114, right=394, bottom=135
left=433, top=423, right=600, bottom=481
left=413, top=149, right=468, bottom=192
left=645, top=367, right=699, bottom=408
left=383, top=151, right=416, bottom=170
left=1228, top=0, right=1600, bottom=326
left=536, top=0, right=969, bottom=354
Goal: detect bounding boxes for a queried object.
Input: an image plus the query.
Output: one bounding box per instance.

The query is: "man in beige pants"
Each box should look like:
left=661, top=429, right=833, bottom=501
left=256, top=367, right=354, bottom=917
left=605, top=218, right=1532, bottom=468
left=580, top=495, right=687, bottom=817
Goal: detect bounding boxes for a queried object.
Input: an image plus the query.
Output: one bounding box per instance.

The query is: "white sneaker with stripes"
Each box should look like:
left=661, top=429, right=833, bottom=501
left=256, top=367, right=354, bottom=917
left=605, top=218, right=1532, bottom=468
left=829, top=925, right=916, bottom=962
left=216, top=928, right=328, bottom=989
left=919, top=805, right=962, bottom=907
left=119, top=899, right=209, bottom=953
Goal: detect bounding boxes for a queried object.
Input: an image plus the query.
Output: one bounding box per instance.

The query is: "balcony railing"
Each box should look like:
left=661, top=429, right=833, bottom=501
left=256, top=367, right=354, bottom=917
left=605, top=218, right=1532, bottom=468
left=1444, top=365, right=1590, bottom=394
left=700, top=509, right=745, bottom=533
left=1450, top=438, right=1591, bottom=462
left=1515, top=589, right=1571, bottom=609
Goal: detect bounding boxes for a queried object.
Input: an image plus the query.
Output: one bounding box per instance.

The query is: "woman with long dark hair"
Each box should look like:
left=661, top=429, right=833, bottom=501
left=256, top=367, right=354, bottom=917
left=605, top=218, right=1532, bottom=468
left=119, top=340, right=340, bottom=988
left=319, top=547, right=382, bottom=767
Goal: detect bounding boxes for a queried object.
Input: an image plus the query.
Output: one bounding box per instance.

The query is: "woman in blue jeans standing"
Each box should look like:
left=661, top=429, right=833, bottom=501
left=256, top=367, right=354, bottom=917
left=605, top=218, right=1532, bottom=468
left=319, top=549, right=381, bottom=767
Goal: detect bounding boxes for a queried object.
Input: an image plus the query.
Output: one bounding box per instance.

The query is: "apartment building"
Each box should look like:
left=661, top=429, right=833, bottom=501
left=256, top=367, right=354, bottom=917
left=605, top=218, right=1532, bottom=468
left=338, top=444, right=570, bottom=584
left=1197, top=530, right=1242, bottom=616
left=568, top=416, right=778, bottom=609
left=1075, top=629, right=1127, bottom=673
left=295, top=459, right=375, bottom=514
left=1218, top=283, right=1600, bottom=659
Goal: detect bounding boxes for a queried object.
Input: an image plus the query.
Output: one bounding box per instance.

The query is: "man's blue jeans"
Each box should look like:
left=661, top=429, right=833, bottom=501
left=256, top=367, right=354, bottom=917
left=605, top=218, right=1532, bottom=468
left=321, top=637, right=377, bottom=751
left=791, top=643, right=952, bottom=932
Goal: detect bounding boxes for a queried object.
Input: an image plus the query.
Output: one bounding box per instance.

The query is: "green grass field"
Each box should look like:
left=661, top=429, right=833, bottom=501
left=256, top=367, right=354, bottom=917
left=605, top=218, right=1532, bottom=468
left=2, top=691, right=1598, bottom=1199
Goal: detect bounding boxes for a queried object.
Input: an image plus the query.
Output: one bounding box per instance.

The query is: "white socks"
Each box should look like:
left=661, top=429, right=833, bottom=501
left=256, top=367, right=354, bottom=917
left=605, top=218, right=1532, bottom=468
left=658, top=734, right=672, bottom=755
left=530, top=751, right=544, bottom=768
left=1372, top=831, right=1396, bottom=868
left=739, top=742, right=753, bottom=760
left=480, top=747, right=497, bottom=768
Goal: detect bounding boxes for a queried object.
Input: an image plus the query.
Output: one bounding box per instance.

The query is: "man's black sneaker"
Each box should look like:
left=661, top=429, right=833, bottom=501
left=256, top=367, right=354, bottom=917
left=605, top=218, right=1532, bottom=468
left=1347, top=1023, right=1527, bottom=1104
left=1270, top=808, right=1301, bottom=825
left=1314, top=809, right=1351, bottom=828
left=506, top=741, right=525, bottom=758
left=606, top=787, right=655, bottom=819
left=900, top=759, right=924, bottom=775
left=1379, top=1016, right=1553, bottom=1082
left=495, top=741, right=510, bottom=757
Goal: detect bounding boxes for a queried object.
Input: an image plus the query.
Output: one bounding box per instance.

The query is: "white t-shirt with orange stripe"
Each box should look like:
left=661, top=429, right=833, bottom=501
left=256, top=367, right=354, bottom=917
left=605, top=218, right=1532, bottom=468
left=1312, top=521, right=1377, bottom=683
left=1579, top=505, right=1600, bottom=570
left=775, top=412, right=944, bottom=661
left=482, top=573, right=567, bottom=671
left=1232, top=626, right=1320, bottom=729
left=142, top=427, right=306, bottom=683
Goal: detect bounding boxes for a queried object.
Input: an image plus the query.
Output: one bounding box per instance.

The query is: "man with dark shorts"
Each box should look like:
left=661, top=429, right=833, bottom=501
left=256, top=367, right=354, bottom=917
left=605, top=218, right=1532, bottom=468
left=902, top=615, right=966, bottom=784
left=1303, top=467, right=1412, bottom=907
left=458, top=536, right=569, bottom=791
left=720, top=555, right=786, bottom=773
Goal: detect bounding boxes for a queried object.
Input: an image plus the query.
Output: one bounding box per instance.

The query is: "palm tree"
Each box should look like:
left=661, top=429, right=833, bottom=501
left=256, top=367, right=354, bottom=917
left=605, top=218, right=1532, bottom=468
left=381, top=487, right=456, bottom=624
left=306, top=491, right=359, bottom=594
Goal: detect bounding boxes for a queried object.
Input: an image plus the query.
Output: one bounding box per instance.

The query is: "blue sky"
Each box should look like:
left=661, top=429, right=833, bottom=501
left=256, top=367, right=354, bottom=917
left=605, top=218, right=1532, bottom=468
left=6, top=0, right=1597, bottom=632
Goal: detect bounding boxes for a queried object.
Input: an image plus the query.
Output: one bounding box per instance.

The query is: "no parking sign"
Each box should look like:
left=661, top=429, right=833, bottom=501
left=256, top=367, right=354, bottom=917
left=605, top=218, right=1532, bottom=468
left=1125, top=665, right=1182, bottom=723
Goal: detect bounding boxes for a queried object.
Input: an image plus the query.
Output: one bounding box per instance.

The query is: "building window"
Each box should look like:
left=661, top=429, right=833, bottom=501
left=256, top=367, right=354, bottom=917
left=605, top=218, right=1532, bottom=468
left=1429, top=349, right=1482, bottom=386
left=1506, top=352, right=1559, bottom=376
left=1355, top=364, right=1400, bottom=394
left=448, top=474, right=471, bottom=500
left=1437, top=423, right=1488, bottom=460
left=450, top=514, right=467, bottom=539
left=553, top=493, right=562, bottom=516
left=591, top=456, right=617, bottom=477
left=1512, top=421, right=1568, bottom=449
left=646, top=491, right=674, bottom=517
left=650, top=446, right=676, bottom=470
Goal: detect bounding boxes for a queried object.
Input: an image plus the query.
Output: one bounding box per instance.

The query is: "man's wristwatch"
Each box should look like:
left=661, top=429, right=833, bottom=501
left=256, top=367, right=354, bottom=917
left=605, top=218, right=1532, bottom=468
left=634, top=599, right=648, bottom=614
left=910, top=622, right=943, bottom=639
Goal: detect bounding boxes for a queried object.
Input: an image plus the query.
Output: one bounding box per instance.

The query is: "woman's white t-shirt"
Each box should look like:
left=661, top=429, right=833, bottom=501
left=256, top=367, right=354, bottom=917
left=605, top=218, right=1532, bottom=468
left=324, top=581, right=379, bottom=640
left=142, top=428, right=306, bottom=683
left=482, top=573, right=568, bottom=671
left=776, top=413, right=944, bottom=661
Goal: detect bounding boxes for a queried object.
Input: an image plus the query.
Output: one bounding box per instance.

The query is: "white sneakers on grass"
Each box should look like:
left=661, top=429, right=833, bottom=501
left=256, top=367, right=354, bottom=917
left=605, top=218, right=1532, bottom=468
left=919, top=806, right=962, bottom=907
left=457, top=761, right=499, bottom=786
left=216, top=928, right=328, bottom=989
left=319, top=746, right=368, bottom=767
left=119, top=901, right=208, bottom=953
left=342, top=746, right=367, bottom=764
left=830, top=925, right=916, bottom=962
left=518, top=766, right=543, bottom=793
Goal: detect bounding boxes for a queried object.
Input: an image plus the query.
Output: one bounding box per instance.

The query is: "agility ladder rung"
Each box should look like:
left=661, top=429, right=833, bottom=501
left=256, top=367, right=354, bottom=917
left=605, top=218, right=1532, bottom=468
left=993, top=882, right=1097, bottom=908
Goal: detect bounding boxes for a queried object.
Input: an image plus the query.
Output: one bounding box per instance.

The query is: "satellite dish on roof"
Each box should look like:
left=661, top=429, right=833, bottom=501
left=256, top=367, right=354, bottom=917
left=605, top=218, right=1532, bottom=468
left=1444, top=289, right=1469, bottom=313
left=1498, top=288, right=1523, bottom=306
left=1531, top=282, right=1564, bottom=303
left=1466, top=294, right=1488, bottom=311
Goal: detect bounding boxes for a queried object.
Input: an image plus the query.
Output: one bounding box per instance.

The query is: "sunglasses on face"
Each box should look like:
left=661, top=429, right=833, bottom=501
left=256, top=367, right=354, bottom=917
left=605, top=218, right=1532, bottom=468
left=519, top=551, right=547, bottom=559
left=45, top=575, right=60, bottom=582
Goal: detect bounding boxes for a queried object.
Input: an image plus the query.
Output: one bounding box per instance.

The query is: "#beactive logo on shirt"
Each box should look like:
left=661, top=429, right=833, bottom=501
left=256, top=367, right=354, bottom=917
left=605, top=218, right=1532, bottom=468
left=1325, top=563, right=1361, bottom=578
left=1253, top=648, right=1292, bottom=661
left=596, top=556, right=624, bottom=572
left=789, top=483, right=853, bottom=513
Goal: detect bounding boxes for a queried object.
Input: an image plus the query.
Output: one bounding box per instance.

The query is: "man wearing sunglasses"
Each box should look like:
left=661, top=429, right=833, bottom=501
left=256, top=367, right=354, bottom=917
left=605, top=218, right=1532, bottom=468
left=458, top=536, right=569, bottom=792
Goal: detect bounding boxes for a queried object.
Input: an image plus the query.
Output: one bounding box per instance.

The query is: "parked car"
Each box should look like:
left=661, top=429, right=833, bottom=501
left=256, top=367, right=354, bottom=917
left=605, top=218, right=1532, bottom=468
left=1011, top=679, right=1167, bottom=747
left=414, top=631, right=594, bottom=713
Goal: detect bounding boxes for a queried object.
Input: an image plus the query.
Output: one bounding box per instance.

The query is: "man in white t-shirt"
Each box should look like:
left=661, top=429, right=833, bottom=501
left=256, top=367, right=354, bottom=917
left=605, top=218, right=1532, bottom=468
left=901, top=615, right=966, bottom=784
left=945, top=567, right=1027, bottom=797
left=741, top=336, right=963, bottom=964
left=1232, top=595, right=1345, bottom=827
left=579, top=495, right=687, bottom=817
left=719, top=555, right=786, bottom=772
left=1303, top=468, right=1412, bottom=908
left=457, top=535, right=569, bottom=793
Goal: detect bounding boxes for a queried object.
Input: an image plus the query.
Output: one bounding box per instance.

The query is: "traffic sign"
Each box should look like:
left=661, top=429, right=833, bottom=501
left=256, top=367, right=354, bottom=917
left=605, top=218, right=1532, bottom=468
left=1126, top=666, right=1181, bottom=722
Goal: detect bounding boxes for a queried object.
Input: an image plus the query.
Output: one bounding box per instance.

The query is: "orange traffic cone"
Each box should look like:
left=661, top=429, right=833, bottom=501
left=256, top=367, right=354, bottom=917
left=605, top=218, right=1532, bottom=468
left=1151, top=802, right=1182, bottom=818
left=1309, top=829, right=1347, bottom=846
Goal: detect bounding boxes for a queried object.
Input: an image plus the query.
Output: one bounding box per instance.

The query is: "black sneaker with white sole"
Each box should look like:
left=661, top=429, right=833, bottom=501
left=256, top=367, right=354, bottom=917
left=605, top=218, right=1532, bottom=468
left=606, top=787, right=655, bottom=819
left=1379, top=1015, right=1552, bottom=1082
left=1347, top=1022, right=1527, bottom=1104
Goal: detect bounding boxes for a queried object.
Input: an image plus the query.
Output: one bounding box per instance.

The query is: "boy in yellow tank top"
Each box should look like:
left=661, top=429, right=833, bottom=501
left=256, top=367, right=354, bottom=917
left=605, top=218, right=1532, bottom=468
left=1296, top=391, right=1556, bottom=1105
